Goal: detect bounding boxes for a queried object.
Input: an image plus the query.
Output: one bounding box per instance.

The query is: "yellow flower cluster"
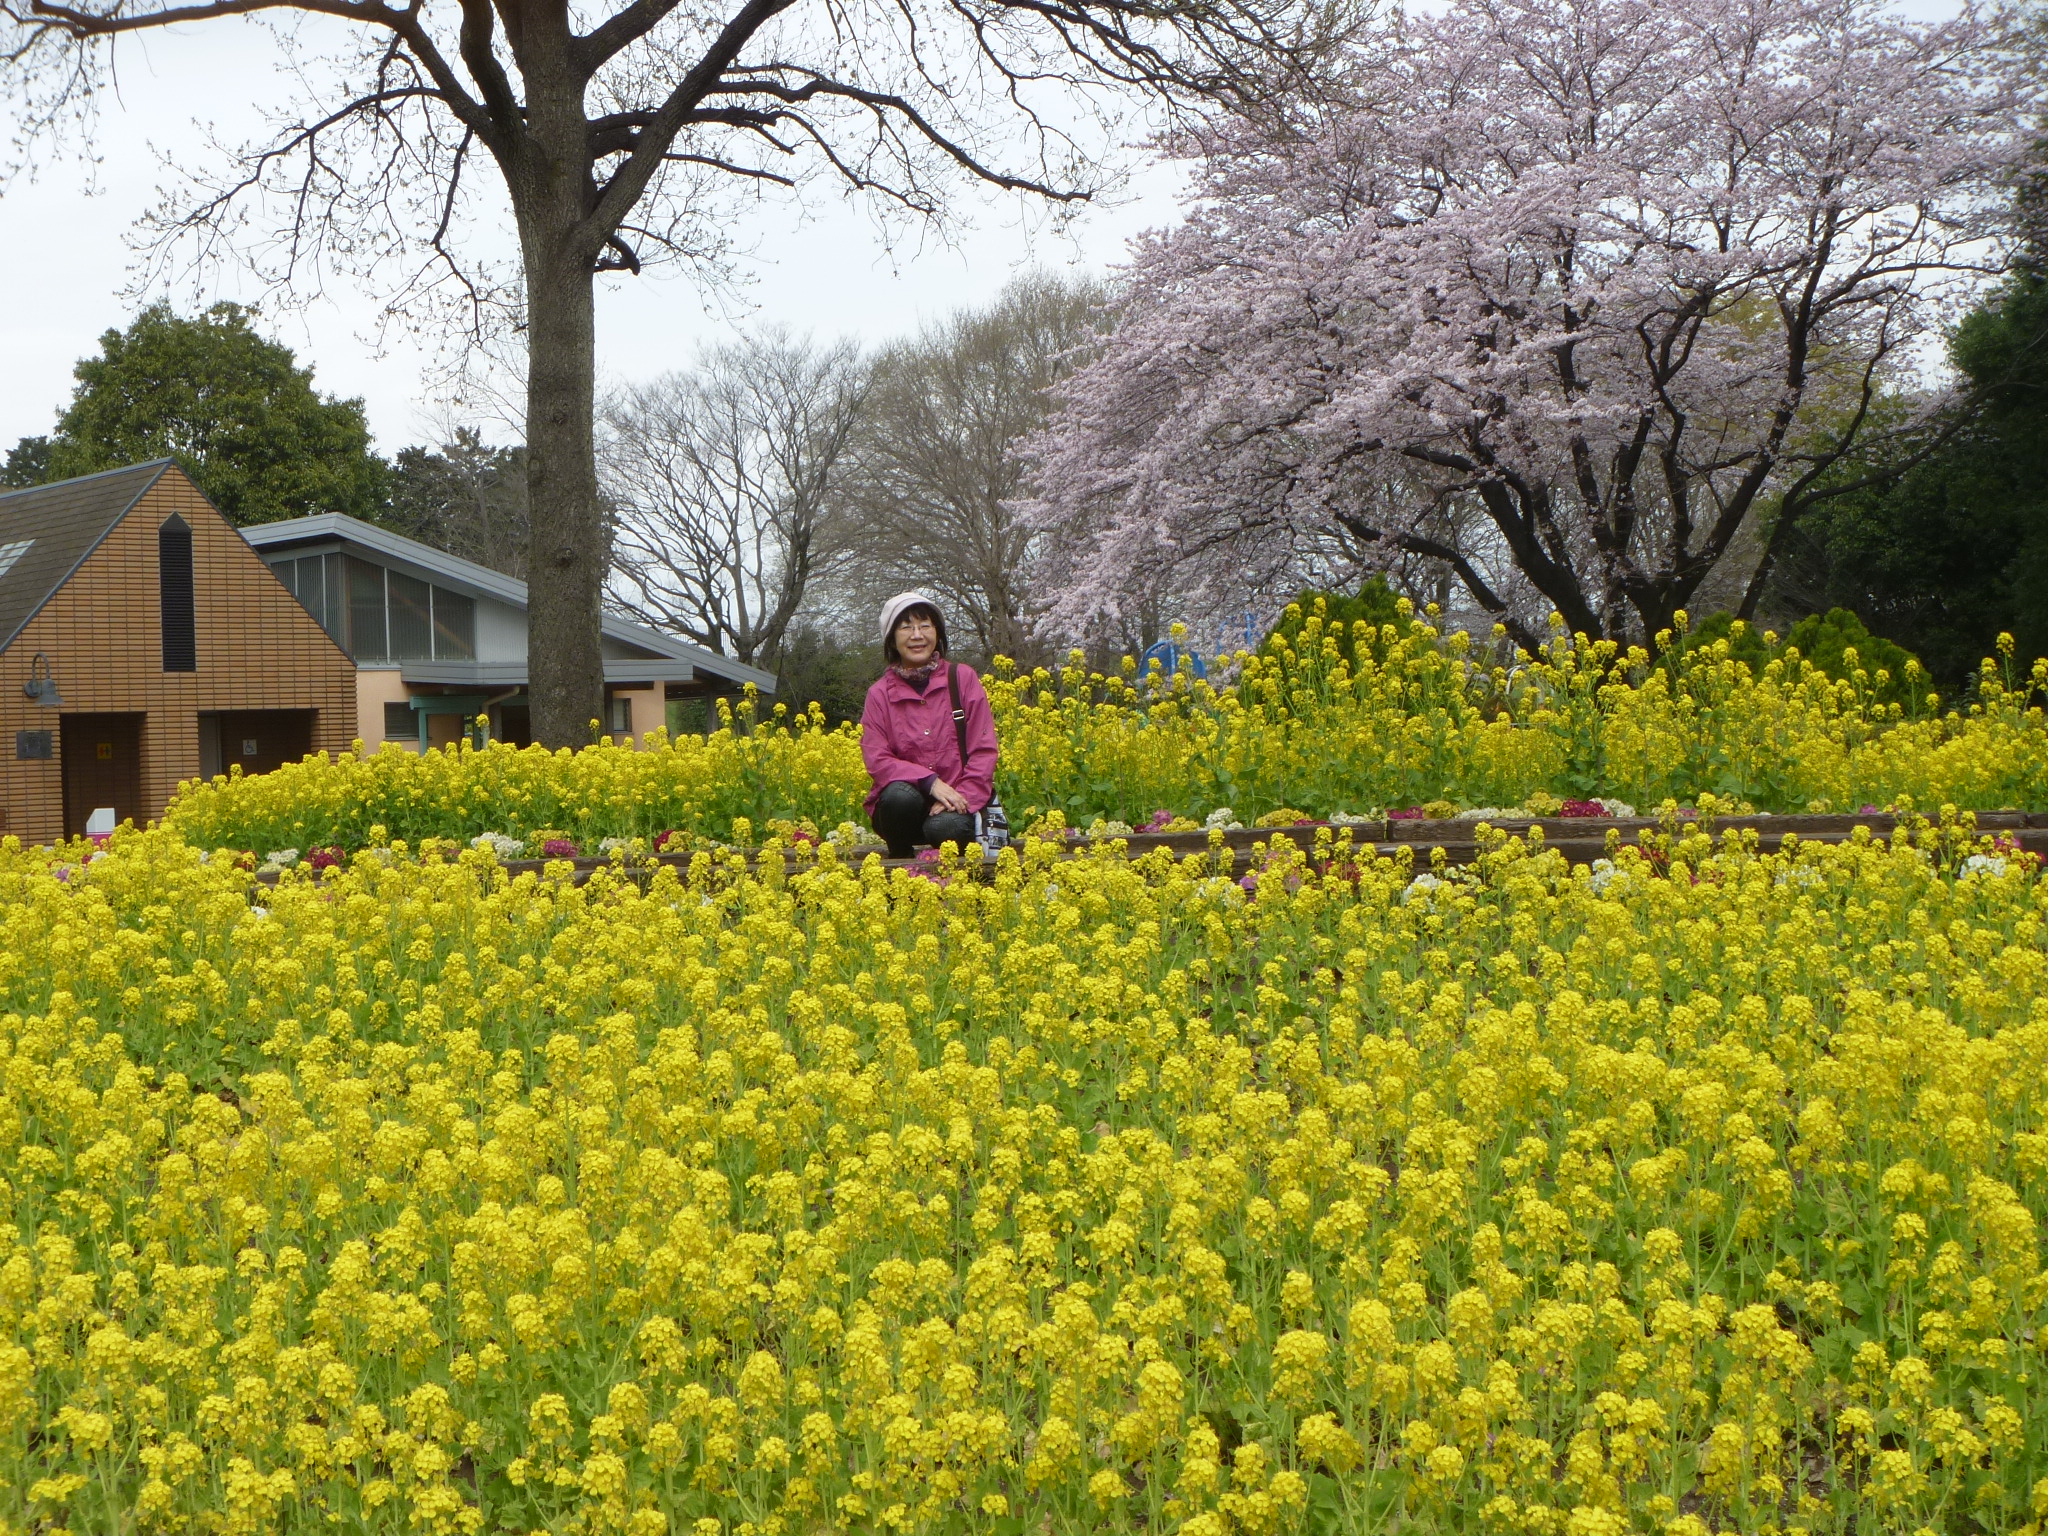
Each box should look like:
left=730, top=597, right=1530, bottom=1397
left=164, top=611, right=2048, bottom=855
left=987, top=611, right=2048, bottom=826
left=0, top=813, right=2042, bottom=1533
left=165, top=697, right=865, bottom=855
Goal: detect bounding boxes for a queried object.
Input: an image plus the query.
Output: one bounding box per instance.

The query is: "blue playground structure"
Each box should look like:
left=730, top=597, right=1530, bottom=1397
left=1139, top=638, right=1208, bottom=680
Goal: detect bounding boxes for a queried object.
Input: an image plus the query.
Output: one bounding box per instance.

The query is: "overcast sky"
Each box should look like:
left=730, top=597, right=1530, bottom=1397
left=0, top=20, right=1186, bottom=457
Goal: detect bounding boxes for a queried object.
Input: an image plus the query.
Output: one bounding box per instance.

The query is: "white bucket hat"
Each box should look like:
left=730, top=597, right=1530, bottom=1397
left=879, top=591, right=947, bottom=656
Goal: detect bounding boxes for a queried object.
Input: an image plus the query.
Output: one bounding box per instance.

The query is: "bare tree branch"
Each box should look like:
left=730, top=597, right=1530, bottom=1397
left=604, top=329, right=867, bottom=667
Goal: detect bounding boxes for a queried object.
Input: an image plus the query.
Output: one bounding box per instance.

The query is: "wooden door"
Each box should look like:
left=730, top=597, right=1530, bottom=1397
left=213, top=710, right=316, bottom=777
left=60, top=713, right=144, bottom=837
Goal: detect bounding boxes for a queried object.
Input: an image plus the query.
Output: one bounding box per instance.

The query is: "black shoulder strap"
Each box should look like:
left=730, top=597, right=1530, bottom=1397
left=947, top=661, right=971, bottom=769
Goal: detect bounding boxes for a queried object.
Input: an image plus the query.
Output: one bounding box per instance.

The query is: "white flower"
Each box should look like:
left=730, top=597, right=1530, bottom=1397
left=1326, top=810, right=1380, bottom=826
left=1401, top=872, right=1443, bottom=903
left=472, top=832, right=526, bottom=860
left=248, top=905, right=269, bottom=919
left=1597, top=799, right=1637, bottom=818
left=1588, top=858, right=1625, bottom=895
left=1204, top=806, right=1239, bottom=829
left=263, top=847, right=300, bottom=868
left=1961, top=853, right=2008, bottom=879
left=1455, top=807, right=1513, bottom=820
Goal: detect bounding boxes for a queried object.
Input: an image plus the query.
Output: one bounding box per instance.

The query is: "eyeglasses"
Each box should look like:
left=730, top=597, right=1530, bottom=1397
left=896, top=615, right=937, bottom=634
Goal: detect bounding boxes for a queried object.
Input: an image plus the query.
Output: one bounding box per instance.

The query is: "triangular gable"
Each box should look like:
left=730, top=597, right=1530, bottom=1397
left=127, top=465, right=356, bottom=668
left=0, top=460, right=172, bottom=654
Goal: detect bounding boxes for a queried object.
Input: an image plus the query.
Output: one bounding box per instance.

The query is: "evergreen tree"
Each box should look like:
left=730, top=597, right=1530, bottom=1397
left=9, top=303, right=387, bottom=525
left=0, top=436, right=51, bottom=489
left=1769, top=270, right=2048, bottom=683
left=388, top=429, right=528, bottom=577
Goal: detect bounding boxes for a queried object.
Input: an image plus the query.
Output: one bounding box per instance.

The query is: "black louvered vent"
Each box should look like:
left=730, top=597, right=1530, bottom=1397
left=160, top=515, right=196, bottom=672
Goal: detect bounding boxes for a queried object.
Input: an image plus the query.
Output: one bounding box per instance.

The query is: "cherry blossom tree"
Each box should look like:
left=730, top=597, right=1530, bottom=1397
left=1026, top=0, right=2036, bottom=650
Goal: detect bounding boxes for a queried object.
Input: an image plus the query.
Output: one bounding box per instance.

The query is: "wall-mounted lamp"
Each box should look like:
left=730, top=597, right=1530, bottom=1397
left=22, top=652, right=63, bottom=709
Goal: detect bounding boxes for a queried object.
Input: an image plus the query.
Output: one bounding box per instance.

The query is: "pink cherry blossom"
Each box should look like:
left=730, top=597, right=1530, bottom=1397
left=1026, top=0, right=2035, bottom=647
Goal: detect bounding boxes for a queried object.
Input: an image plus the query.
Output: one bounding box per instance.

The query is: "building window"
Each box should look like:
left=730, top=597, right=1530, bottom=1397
left=607, top=694, right=632, bottom=737
left=321, top=554, right=345, bottom=637
left=383, top=701, right=416, bottom=740
left=347, top=557, right=388, bottom=661
left=432, top=588, right=475, bottom=660
left=0, top=540, right=32, bottom=580
left=388, top=570, right=434, bottom=659
left=271, top=552, right=482, bottom=665
left=274, top=553, right=345, bottom=641
left=160, top=515, right=196, bottom=672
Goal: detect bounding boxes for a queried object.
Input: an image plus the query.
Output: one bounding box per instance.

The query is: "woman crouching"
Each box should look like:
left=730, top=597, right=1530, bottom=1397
left=861, top=591, right=998, bottom=859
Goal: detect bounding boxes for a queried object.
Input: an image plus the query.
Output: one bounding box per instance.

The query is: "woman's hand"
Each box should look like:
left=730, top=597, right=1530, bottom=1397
left=930, top=778, right=971, bottom=815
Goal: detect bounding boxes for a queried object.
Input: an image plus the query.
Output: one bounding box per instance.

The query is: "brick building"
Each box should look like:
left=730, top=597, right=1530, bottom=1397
left=0, top=461, right=778, bottom=844
left=0, top=461, right=358, bottom=842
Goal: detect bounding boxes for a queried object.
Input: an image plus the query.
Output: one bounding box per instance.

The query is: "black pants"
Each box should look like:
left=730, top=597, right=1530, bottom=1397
left=871, top=780, right=976, bottom=860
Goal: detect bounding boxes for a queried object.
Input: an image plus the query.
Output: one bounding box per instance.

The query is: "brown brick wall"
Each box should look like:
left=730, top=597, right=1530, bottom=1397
left=0, top=467, right=357, bottom=844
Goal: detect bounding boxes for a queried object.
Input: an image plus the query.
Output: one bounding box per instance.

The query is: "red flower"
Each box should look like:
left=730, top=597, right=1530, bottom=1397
left=1992, top=834, right=2041, bottom=871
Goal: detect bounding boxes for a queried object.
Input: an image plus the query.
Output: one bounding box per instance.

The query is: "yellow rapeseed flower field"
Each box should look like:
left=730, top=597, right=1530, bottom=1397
left=0, top=809, right=2043, bottom=1533
left=160, top=611, right=2048, bottom=856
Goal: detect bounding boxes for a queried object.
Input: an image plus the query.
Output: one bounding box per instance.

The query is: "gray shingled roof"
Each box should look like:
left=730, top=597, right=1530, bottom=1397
left=0, top=460, right=173, bottom=654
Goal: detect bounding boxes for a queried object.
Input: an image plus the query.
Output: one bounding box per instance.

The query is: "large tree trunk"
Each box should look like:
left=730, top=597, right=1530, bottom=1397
left=523, top=251, right=607, bottom=747
left=517, top=65, right=610, bottom=749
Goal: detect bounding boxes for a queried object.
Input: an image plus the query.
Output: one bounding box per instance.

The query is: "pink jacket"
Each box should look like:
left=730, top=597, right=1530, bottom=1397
left=861, top=660, right=999, bottom=815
